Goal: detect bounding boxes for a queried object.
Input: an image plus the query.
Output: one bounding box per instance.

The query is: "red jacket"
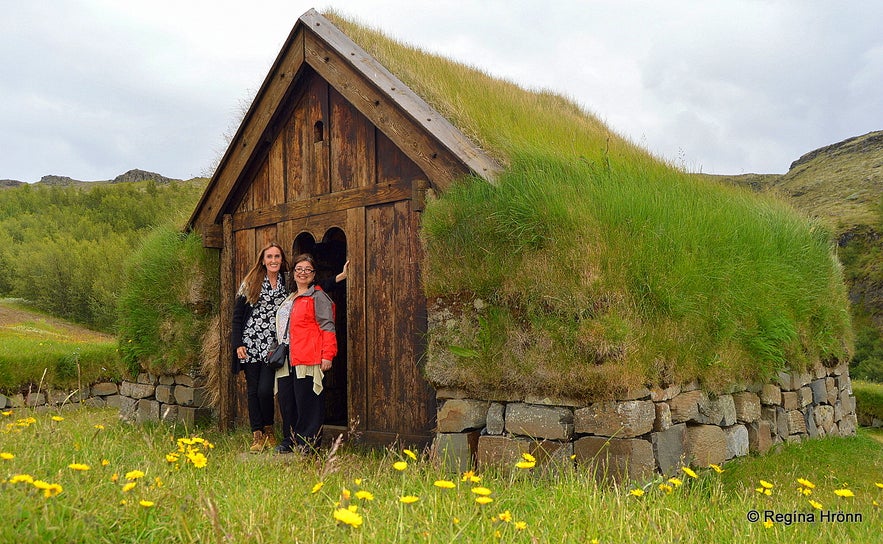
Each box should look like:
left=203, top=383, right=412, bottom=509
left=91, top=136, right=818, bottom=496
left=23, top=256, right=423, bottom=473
left=288, top=285, right=337, bottom=366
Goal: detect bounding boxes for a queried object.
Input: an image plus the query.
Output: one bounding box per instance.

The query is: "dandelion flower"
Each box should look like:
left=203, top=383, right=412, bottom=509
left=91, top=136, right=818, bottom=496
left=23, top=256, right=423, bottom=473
left=94, top=424, right=105, bottom=430
left=434, top=480, right=456, bottom=489
left=1, top=410, right=13, bottom=416
left=10, top=474, right=34, bottom=484
left=875, top=482, right=883, bottom=489
left=68, top=463, right=91, bottom=471
left=139, top=500, right=155, bottom=508
left=759, top=480, right=774, bottom=489
left=682, top=466, right=698, bottom=479
left=187, top=452, right=208, bottom=468
left=355, top=490, right=374, bottom=501
left=111, top=473, right=119, bottom=482
left=498, top=510, right=512, bottom=523
left=51, top=416, right=64, bottom=422
left=101, top=459, right=110, bottom=466
left=834, top=489, right=854, bottom=498
left=797, top=478, right=815, bottom=489
left=658, top=483, right=673, bottom=494
left=33, top=480, right=62, bottom=498
left=122, top=482, right=137, bottom=493
left=461, top=470, right=481, bottom=483
left=515, top=521, right=527, bottom=530
left=393, top=461, right=408, bottom=471
left=333, top=507, right=363, bottom=528
left=399, top=495, right=420, bottom=504
left=808, top=499, right=823, bottom=510
left=515, top=460, right=536, bottom=469
left=763, top=520, right=774, bottom=529
left=166, top=453, right=179, bottom=463
left=125, top=470, right=145, bottom=480
left=475, top=496, right=494, bottom=505
left=471, top=487, right=492, bottom=496
left=709, top=464, right=724, bottom=473
left=0, top=452, right=14, bottom=460
left=403, top=449, right=418, bottom=461
left=521, top=452, right=536, bottom=463
left=668, top=477, right=683, bottom=487
left=354, top=478, right=363, bottom=486
left=341, top=487, right=351, bottom=500
left=311, top=482, right=324, bottom=494
left=629, top=489, right=645, bottom=497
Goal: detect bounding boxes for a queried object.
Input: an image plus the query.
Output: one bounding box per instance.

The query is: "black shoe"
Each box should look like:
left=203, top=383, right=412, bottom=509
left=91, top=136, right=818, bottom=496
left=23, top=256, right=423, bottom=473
left=275, top=442, right=294, bottom=454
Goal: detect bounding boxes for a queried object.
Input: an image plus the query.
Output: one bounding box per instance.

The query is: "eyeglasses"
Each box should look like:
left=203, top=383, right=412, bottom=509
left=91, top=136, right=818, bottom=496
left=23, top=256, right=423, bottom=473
left=294, top=267, right=315, bottom=274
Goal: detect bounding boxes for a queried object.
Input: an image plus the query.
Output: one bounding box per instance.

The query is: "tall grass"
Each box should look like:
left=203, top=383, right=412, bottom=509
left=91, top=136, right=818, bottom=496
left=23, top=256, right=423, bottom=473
left=116, top=227, right=219, bottom=377
left=327, top=12, right=853, bottom=400
left=1, top=408, right=880, bottom=542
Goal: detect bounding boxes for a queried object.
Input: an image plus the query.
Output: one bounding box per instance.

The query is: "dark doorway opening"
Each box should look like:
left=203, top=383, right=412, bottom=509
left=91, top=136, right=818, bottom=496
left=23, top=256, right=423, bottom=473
left=292, top=229, right=348, bottom=427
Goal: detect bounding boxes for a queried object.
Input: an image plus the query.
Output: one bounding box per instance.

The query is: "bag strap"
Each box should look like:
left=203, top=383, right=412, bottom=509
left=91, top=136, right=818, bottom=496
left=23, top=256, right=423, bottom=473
left=281, top=306, right=292, bottom=343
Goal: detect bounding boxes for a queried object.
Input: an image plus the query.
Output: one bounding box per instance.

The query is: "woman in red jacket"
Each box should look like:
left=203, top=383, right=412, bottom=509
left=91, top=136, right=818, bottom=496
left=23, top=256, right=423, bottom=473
left=273, top=253, right=338, bottom=453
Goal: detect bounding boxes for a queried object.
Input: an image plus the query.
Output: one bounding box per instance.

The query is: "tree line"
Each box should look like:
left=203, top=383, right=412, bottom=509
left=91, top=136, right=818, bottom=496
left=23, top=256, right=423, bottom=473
left=0, top=179, right=207, bottom=332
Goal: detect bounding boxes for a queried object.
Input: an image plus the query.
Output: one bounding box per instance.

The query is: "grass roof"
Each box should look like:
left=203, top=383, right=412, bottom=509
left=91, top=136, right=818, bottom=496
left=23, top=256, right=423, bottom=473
left=326, top=12, right=853, bottom=400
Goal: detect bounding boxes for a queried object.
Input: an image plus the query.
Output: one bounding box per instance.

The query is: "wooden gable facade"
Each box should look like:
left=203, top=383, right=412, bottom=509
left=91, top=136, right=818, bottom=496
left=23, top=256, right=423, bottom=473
left=187, top=9, right=499, bottom=445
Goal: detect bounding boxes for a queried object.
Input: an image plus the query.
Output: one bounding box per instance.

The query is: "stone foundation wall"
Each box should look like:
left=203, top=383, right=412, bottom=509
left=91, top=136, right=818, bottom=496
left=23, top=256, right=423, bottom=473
left=117, top=372, right=214, bottom=427
left=432, top=362, right=858, bottom=483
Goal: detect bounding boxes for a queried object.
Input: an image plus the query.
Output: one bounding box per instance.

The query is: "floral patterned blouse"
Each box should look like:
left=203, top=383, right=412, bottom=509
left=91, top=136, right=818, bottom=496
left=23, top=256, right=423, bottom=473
left=242, top=276, right=288, bottom=364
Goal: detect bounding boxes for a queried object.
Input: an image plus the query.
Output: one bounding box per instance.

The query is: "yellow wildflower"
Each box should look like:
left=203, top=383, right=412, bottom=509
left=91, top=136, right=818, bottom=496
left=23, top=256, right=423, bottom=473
left=709, top=464, right=724, bottom=473
left=759, top=480, right=774, bottom=489
left=834, top=488, right=854, bottom=498
left=434, top=479, right=456, bottom=489
left=0, top=452, right=14, bottom=460
left=668, top=477, right=683, bottom=487
left=68, top=463, right=91, bottom=471
left=33, top=480, right=62, bottom=498
left=166, top=453, right=179, bottom=463
left=797, top=478, right=815, bottom=489
left=355, top=490, right=374, bottom=501
left=333, top=507, right=363, bottom=528
left=461, top=470, right=481, bottom=483
left=515, top=460, right=536, bottom=469
left=125, top=470, right=145, bottom=480
left=629, top=488, right=645, bottom=497
left=94, top=424, right=105, bottom=430
left=808, top=499, right=823, bottom=510
left=475, top=496, right=494, bottom=505
left=393, top=461, right=408, bottom=471
left=139, top=500, right=155, bottom=508
left=354, top=478, right=363, bottom=486
left=122, top=482, right=137, bottom=493
left=658, top=483, right=673, bottom=494
left=763, top=520, right=773, bottom=529
left=51, top=416, right=64, bottom=422
left=471, top=486, right=492, bottom=496
left=521, top=452, right=536, bottom=463
left=111, top=473, right=119, bottom=482
left=515, top=521, right=527, bottom=530
left=10, top=474, right=34, bottom=484
left=875, top=482, right=883, bottom=489
left=399, top=495, right=420, bottom=504
left=311, top=482, right=324, bottom=494
left=101, top=459, right=110, bottom=466
left=187, top=452, right=207, bottom=468
left=341, top=487, right=351, bottom=500
left=403, top=449, right=418, bottom=461
left=1, top=410, right=13, bottom=416
left=682, top=466, right=698, bottom=479
left=498, top=510, right=513, bottom=523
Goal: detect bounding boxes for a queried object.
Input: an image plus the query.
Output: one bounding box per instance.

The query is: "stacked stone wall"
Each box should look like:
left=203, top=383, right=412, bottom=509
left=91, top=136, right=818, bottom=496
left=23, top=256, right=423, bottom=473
left=117, top=372, right=214, bottom=427
left=0, top=373, right=214, bottom=428
left=432, top=362, right=858, bottom=483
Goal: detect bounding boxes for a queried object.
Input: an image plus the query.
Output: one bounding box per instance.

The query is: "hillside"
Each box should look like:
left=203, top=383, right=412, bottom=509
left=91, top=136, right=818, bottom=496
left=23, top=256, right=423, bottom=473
left=0, top=168, right=182, bottom=188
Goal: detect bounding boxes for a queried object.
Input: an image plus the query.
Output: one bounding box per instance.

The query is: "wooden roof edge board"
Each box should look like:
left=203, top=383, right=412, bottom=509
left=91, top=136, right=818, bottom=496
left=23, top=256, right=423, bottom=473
left=186, top=18, right=309, bottom=232
left=300, top=9, right=502, bottom=183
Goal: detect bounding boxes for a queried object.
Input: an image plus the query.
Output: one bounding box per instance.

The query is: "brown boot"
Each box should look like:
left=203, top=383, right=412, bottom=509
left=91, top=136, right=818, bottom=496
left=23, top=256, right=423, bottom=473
left=249, top=430, right=266, bottom=453
left=263, top=426, right=278, bottom=448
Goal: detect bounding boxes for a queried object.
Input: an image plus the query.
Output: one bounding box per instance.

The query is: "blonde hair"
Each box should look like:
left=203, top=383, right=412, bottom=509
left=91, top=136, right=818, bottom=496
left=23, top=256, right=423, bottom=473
left=239, top=243, right=288, bottom=304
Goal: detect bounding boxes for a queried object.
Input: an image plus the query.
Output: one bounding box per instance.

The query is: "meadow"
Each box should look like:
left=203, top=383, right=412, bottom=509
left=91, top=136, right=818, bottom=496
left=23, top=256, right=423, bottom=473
left=2, top=406, right=881, bottom=543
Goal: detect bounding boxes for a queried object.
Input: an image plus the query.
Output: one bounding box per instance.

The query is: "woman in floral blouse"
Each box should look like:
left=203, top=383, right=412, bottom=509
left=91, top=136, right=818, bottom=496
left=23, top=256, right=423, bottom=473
left=231, top=242, right=289, bottom=453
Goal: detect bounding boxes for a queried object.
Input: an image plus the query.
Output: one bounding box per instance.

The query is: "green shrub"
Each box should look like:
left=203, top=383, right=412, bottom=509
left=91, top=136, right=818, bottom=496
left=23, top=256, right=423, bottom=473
left=853, top=380, right=883, bottom=422
left=116, top=226, right=218, bottom=376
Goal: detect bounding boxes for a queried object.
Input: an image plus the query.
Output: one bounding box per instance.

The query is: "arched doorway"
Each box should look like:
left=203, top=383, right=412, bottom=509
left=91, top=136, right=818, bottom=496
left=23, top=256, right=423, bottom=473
left=292, top=228, right=348, bottom=428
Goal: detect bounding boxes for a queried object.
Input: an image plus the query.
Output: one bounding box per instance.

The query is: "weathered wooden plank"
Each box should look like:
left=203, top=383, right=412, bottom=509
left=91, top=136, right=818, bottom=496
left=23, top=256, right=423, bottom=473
left=330, top=86, right=375, bottom=191
left=300, top=10, right=501, bottom=188
left=253, top=158, right=271, bottom=210
left=231, top=181, right=411, bottom=231
left=218, top=215, right=236, bottom=431
left=234, top=229, right=256, bottom=289
left=255, top=224, right=278, bottom=249
left=188, top=30, right=305, bottom=228
left=346, top=207, right=368, bottom=433
left=308, top=76, right=331, bottom=196
left=269, top=135, right=285, bottom=205
left=377, top=130, right=426, bottom=185
left=197, top=224, right=223, bottom=249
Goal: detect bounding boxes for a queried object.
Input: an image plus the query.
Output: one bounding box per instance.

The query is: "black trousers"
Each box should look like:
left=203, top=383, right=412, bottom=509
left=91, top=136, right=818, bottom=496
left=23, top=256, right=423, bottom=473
left=276, top=370, right=324, bottom=449
left=243, top=362, right=276, bottom=432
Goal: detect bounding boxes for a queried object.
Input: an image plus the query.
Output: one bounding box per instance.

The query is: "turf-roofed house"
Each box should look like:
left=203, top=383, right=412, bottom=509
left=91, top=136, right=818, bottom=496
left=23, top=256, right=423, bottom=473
left=187, top=9, right=859, bottom=479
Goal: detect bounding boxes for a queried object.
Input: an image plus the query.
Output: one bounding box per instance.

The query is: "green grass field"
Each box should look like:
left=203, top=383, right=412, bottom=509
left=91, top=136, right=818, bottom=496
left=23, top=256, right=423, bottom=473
left=1, top=407, right=881, bottom=543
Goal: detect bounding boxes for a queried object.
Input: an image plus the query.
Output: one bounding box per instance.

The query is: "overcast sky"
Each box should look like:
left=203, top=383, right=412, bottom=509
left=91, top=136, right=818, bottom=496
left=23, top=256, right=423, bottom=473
left=2, top=1, right=881, bottom=183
